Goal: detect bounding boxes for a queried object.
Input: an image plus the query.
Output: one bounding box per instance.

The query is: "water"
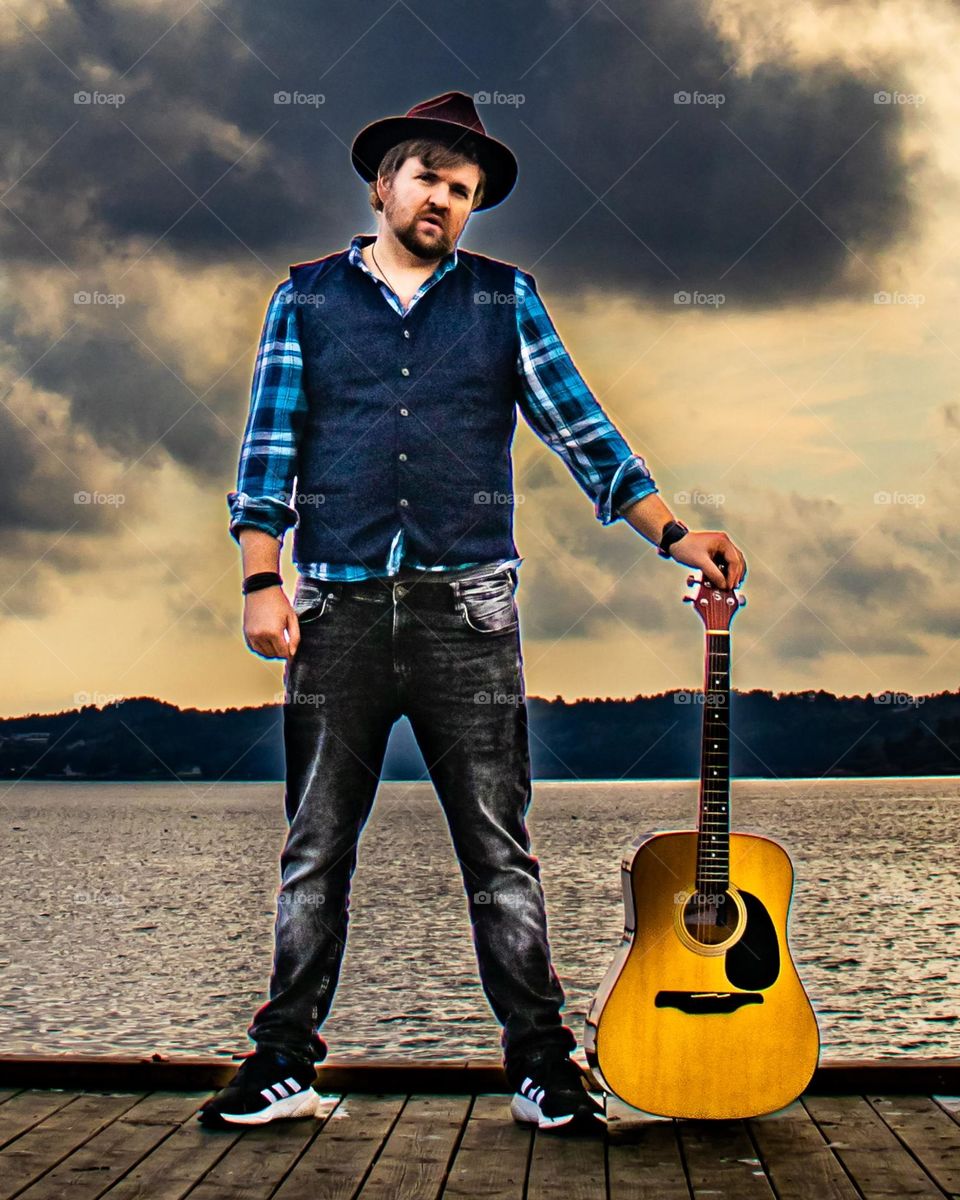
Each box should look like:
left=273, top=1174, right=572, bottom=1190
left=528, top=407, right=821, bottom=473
left=0, top=778, right=956, bottom=1063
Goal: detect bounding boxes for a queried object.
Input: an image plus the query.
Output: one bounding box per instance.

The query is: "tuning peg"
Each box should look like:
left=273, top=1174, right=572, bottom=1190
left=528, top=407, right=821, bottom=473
left=686, top=575, right=697, bottom=587
left=682, top=595, right=694, bottom=603
left=738, top=594, right=747, bottom=606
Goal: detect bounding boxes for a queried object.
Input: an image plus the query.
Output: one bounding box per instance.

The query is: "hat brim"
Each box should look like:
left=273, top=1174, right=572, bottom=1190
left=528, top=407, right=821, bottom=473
left=351, top=115, right=518, bottom=211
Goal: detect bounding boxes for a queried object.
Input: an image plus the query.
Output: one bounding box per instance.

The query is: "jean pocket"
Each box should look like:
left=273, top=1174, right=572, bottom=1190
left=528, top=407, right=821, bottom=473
left=457, top=577, right=518, bottom=634
left=293, top=585, right=336, bottom=625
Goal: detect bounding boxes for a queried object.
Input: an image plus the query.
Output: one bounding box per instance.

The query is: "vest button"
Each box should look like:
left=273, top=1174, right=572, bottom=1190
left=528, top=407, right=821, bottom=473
left=400, top=407, right=409, bottom=416
left=398, top=452, right=407, bottom=461
left=399, top=498, right=409, bottom=507
left=403, top=329, right=411, bottom=339
left=400, top=367, right=410, bottom=377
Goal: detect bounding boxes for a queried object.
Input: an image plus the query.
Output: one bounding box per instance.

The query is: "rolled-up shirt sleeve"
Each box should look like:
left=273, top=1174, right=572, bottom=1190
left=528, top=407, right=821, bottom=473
left=514, top=268, right=658, bottom=526
left=227, top=280, right=307, bottom=545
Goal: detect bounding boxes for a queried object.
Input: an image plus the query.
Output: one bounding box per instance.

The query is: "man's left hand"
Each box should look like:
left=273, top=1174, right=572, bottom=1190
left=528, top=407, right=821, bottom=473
left=668, top=530, right=746, bottom=589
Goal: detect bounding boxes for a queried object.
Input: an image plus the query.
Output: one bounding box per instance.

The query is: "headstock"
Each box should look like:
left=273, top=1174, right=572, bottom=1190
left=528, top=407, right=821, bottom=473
left=682, top=571, right=746, bottom=630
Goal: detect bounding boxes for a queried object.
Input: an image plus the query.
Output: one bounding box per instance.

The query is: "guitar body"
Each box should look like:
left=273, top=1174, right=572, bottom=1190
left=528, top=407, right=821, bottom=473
left=584, top=828, right=820, bottom=1119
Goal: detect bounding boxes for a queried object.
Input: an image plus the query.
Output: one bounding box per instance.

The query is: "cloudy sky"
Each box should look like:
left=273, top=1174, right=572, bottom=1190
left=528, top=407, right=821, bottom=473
left=2, top=0, right=958, bottom=719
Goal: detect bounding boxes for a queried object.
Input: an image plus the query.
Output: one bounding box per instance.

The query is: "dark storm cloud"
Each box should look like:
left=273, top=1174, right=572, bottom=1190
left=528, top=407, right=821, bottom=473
left=2, top=0, right=916, bottom=290
left=0, top=0, right=920, bottom=529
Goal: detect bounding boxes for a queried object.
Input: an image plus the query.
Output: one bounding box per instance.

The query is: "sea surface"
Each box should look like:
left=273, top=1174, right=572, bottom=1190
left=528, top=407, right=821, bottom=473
left=0, top=778, right=956, bottom=1064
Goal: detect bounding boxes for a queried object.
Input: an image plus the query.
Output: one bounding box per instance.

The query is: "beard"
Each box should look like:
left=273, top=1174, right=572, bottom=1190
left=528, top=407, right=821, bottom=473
left=387, top=200, right=457, bottom=261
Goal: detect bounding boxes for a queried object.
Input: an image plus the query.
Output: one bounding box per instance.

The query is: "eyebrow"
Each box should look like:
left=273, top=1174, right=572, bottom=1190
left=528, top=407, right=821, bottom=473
left=419, top=169, right=471, bottom=196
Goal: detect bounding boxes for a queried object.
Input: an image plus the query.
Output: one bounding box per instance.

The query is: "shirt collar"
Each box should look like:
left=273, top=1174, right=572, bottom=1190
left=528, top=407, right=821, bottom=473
left=348, top=233, right=459, bottom=277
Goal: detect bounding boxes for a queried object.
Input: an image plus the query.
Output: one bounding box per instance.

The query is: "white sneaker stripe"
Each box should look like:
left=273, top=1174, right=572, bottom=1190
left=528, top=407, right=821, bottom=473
left=272, top=1082, right=289, bottom=1098
left=284, top=1077, right=302, bottom=1092
left=259, top=1086, right=276, bottom=1102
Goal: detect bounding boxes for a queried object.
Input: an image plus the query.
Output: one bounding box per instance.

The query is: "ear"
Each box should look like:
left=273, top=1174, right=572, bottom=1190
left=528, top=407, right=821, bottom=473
left=376, top=173, right=390, bottom=207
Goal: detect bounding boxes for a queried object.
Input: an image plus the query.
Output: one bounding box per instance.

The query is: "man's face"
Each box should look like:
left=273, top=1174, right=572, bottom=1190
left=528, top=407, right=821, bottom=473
left=377, top=154, right=481, bottom=261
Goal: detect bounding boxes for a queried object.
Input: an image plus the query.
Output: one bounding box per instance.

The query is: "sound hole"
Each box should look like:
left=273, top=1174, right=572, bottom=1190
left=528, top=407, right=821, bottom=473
left=682, top=891, right=736, bottom=946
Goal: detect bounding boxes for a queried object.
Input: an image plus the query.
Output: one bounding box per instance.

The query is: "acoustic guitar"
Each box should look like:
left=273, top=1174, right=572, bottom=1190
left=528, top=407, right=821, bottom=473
left=583, top=570, right=819, bottom=1119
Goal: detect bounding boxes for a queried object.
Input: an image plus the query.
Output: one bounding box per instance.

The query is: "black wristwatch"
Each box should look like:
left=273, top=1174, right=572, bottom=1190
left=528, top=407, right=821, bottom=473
left=657, top=519, right=690, bottom=559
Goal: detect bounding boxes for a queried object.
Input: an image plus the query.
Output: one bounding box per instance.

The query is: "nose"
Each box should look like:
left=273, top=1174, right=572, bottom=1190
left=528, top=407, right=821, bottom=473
left=426, top=185, right=451, bottom=210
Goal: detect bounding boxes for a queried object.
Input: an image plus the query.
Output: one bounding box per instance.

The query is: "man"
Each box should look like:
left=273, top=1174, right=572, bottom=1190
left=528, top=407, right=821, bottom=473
left=199, top=91, right=746, bottom=1135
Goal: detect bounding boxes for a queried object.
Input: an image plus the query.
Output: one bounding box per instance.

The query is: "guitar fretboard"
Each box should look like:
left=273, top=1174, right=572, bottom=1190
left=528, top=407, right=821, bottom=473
left=697, top=630, right=730, bottom=892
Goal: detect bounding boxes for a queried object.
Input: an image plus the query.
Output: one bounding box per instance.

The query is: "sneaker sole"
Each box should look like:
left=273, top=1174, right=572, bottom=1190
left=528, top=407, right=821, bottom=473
left=199, top=1085, right=322, bottom=1128
left=510, top=1091, right=606, bottom=1132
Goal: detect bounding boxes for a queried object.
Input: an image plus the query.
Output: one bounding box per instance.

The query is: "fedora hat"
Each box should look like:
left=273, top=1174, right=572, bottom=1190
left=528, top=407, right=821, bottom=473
left=351, top=90, right=518, bottom=211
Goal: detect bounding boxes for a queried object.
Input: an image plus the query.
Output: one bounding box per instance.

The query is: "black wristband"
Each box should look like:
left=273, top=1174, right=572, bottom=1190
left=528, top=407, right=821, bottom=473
left=657, top=519, right=690, bottom=559
left=242, top=571, right=283, bottom=595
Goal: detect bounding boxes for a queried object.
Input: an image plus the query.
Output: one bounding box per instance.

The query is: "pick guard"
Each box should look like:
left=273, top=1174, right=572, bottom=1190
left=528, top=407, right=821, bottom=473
left=725, top=888, right=780, bottom=990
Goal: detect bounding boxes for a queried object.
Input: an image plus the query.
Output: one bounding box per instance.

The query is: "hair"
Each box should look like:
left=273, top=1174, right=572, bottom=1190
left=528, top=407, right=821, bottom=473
left=368, top=136, right=487, bottom=214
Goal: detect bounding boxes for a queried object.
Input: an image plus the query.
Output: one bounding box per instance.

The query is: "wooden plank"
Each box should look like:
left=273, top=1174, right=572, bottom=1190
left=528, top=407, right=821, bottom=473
left=868, top=1096, right=960, bottom=1196
left=352, top=1095, right=471, bottom=1200
left=811, top=1062, right=960, bottom=1095
left=678, top=1119, right=778, bottom=1199
left=932, top=1096, right=960, bottom=1127
left=0, top=1090, right=82, bottom=1150
left=1, top=1054, right=957, bottom=1095
left=186, top=1108, right=327, bottom=1200
left=804, top=1095, right=947, bottom=1198
left=606, top=1099, right=689, bottom=1200
left=441, top=1093, right=531, bottom=1199
left=748, top=1100, right=860, bottom=1199
left=0, top=1090, right=22, bottom=1106
left=526, top=1126, right=605, bottom=1200
left=270, top=1094, right=405, bottom=1200
left=96, top=1101, right=246, bottom=1200
left=13, top=1092, right=206, bottom=1200
left=0, top=1092, right=143, bottom=1200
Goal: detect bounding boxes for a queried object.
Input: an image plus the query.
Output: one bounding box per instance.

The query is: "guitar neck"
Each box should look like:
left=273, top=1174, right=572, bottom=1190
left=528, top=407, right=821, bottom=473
left=696, top=629, right=731, bottom=893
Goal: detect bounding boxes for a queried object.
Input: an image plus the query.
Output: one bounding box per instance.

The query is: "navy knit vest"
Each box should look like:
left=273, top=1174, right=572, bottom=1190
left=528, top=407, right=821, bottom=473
left=289, top=239, right=526, bottom=570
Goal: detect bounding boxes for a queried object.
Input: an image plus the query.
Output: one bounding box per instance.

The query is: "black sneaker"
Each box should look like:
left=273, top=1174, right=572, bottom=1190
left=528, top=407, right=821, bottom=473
left=197, top=1048, right=321, bottom=1129
left=508, top=1053, right=607, bottom=1134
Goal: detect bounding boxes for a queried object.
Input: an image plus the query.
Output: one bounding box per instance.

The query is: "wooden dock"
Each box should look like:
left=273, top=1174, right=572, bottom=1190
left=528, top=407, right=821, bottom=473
left=0, top=1055, right=957, bottom=1198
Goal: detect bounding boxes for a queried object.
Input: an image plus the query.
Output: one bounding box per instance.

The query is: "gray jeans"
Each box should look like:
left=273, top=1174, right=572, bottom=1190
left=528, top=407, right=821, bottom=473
left=246, top=564, right=576, bottom=1073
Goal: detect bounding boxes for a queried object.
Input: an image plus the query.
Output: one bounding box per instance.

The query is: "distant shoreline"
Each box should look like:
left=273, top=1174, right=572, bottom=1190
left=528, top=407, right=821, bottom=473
left=2, top=692, right=958, bottom=780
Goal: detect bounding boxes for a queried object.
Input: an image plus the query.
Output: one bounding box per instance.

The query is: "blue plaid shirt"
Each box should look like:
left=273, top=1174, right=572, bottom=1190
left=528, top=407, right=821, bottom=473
left=228, top=234, right=659, bottom=580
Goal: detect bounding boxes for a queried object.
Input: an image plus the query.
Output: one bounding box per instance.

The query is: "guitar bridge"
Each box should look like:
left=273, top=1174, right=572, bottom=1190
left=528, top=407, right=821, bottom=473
left=655, top=990, right=763, bottom=1014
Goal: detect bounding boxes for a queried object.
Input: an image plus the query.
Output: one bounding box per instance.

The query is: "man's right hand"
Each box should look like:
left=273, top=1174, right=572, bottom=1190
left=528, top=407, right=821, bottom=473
left=243, top=587, right=300, bottom=660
